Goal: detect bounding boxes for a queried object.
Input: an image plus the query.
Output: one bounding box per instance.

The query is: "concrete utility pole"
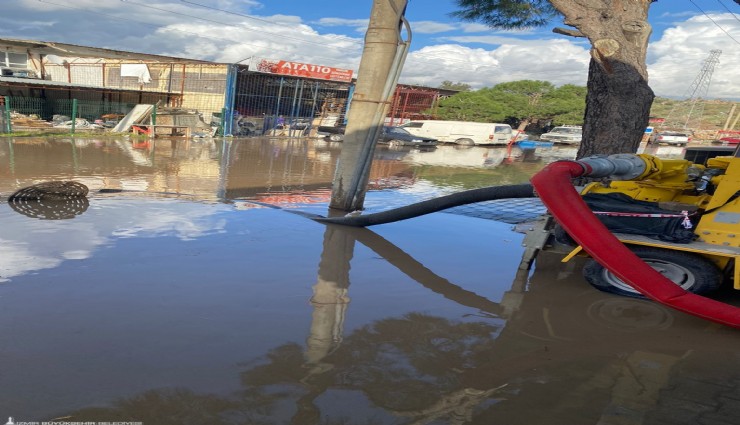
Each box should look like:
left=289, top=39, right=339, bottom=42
left=329, top=0, right=409, bottom=212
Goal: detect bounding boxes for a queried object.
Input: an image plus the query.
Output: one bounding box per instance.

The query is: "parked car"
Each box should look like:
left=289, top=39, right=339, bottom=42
left=652, top=130, right=691, bottom=146
left=316, top=124, right=346, bottom=141
left=379, top=126, right=437, bottom=148
left=539, top=125, right=582, bottom=145
left=317, top=125, right=438, bottom=148
left=399, top=120, right=514, bottom=145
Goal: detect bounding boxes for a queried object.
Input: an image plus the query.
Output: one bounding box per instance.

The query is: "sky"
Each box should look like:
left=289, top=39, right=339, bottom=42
left=3, top=0, right=740, bottom=99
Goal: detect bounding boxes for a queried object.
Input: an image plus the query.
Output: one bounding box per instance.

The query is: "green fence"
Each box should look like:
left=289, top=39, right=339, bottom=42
left=3, top=96, right=137, bottom=133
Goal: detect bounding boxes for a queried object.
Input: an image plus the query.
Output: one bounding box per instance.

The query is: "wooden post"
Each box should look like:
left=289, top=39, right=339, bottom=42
left=724, top=104, right=737, bottom=130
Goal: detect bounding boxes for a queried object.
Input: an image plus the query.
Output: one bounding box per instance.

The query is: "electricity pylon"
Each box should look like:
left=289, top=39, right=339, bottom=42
left=662, top=49, right=721, bottom=130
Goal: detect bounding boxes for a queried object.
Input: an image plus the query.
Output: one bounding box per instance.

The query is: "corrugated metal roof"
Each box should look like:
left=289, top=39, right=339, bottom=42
left=0, top=37, right=222, bottom=65
left=0, top=75, right=174, bottom=95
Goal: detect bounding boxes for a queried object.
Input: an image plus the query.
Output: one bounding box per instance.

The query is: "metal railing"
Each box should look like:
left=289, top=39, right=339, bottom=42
left=3, top=96, right=138, bottom=133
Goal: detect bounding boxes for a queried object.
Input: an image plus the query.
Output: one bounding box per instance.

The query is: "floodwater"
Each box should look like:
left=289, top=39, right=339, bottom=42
left=0, top=136, right=739, bottom=424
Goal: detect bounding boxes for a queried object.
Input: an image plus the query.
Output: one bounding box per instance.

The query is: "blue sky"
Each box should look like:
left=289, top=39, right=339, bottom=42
left=4, top=0, right=740, bottom=98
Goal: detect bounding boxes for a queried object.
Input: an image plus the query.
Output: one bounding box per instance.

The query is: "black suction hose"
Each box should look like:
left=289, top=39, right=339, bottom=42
left=315, top=183, right=535, bottom=227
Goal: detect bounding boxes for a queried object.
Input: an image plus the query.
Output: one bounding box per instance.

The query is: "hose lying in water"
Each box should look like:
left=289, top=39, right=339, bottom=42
left=314, top=184, right=536, bottom=227
left=531, top=160, right=740, bottom=328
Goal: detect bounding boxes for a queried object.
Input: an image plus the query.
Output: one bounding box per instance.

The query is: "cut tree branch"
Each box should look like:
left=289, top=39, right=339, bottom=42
left=553, top=27, right=586, bottom=37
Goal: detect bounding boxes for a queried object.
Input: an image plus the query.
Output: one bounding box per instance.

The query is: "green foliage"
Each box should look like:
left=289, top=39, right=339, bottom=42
left=439, top=80, right=473, bottom=91
left=650, top=97, right=736, bottom=130
left=451, top=0, right=559, bottom=29
left=435, top=80, right=585, bottom=125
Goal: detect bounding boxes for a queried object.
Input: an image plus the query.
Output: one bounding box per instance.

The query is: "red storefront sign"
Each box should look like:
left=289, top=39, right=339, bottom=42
left=256, top=59, right=353, bottom=82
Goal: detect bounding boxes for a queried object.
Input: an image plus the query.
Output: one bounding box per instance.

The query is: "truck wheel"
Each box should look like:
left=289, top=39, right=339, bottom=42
left=328, top=134, right=343, bottom=142
left=582, top=246, right=722, bottom=298
left=454, top=138, right=475, bottom=146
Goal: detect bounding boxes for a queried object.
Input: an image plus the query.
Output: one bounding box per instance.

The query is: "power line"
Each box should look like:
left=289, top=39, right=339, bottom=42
left=173, top=0, right=488, bottom=64
left=120, top=0, right=354, bottom=49
left=688, top=0, right=740, bottom=46
left=179, top=0, right=362, bottom=46
left=34, top=0, right=359, bottom=65
left=32, top=0, right=599, bottom=84
left=715, top=0, right=740, bottom=24
left=129, top=0, right=503, bottom=67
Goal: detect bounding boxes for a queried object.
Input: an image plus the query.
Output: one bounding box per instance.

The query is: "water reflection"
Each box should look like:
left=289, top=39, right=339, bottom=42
left=7, top=180, right=90, bottom=220
left=47, top=222, right=740, bottom=425
left=8, top=196, right=89, bottom=219
left=4, top=136, right=738, bottom=424
left=1, top=137, right=578, bottom=205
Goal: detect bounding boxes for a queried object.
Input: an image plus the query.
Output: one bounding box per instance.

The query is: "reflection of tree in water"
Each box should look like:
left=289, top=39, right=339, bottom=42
left=61, top=314, right=502, bottom=425
left=66, top=388, right=243, bottom=425
left=241, top=313, right=502, bottom=424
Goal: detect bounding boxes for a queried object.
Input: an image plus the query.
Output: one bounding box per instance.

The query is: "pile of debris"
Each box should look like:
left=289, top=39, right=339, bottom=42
left=51, top=115, right=105, bottom=129
left=8, top=112, right=109, bottom=130
left=10, top=112, right=52, bottom=128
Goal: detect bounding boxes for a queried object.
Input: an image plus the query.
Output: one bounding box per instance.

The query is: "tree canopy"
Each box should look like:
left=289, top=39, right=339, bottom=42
left=451, top=0, right=557, bottom=29
left=435, top=80, right=586, bottom=126
left=438, top=80, right=473, bottom=91
left=451, top=0, right=656, bottom=158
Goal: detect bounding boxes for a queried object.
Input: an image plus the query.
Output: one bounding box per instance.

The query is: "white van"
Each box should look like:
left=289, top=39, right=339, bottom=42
left=399, top=120, right=513, bottom=145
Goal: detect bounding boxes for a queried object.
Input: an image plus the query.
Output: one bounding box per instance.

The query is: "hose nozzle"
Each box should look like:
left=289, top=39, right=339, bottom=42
left=578, top=154, right=648, bottom=180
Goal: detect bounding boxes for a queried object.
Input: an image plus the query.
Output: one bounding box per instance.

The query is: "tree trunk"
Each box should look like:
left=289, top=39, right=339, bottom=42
left=577, top=57, right=654, bottom=158
left=548, top=0, right=655, bottom=159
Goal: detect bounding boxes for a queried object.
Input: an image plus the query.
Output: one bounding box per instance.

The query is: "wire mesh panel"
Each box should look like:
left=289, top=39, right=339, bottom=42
left=29, top=61, right=226, bottom=124
left=167, top=64, right=229, bottom=124
left=7, top=92, right=170, bottom=123
left=233, top=71, right=352, bottom=137
left=387, top=85, right=440, bottom=125
left=5, top=96, right=45, bottom=117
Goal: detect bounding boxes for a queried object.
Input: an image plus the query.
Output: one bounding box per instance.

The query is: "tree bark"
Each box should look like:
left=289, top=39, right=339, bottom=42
left=578, top=57, right=654, bottom=158
left=548, top=0, right=655, bottom=159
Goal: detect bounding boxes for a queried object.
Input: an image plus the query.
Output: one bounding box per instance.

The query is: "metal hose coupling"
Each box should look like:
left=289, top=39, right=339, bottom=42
left=577, top=154, right=649, bottom=180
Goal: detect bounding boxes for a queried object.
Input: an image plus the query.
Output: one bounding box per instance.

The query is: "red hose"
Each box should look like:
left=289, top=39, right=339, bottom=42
left=531, top=161, right=740, bottom=328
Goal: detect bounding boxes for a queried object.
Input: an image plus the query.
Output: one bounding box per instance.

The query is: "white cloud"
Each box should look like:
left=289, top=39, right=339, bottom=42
left=20, top=0, right=119, bottom=11
left=7, top=0, right=740, bottom=99
left=410, top=21, right=456, bottom=34
left=315, top=17, right=369, bottom=28
left=647, top=13, right=740, bottom=99
left=460, top=23, right=492, bottom=33
left=401, top=39, right=590, bottom=89
left=314, top=16, right=370, bottom=33
left=0, top=200, right=232, bottom=282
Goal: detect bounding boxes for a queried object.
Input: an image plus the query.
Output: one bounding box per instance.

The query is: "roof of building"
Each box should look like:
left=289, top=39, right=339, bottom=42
left=0, top=37, right=218, bottom=64
left=0, top=75, right=175, bottom=95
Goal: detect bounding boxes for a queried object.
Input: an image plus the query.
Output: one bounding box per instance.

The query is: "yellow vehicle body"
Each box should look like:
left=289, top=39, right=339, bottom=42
left=564, top=152, right=740, bottom=290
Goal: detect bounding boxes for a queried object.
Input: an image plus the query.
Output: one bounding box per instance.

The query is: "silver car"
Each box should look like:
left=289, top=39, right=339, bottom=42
left=539, top=126, right=582, bottom=145
left=652, top=131, right=691, bottom=146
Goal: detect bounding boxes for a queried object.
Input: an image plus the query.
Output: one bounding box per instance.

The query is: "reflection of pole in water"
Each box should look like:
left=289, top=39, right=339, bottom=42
left=7, top=139, right=14, bottom=175
left=305, top=226, right=354, bottom=365
left=217, top=139, right=232, bottom=200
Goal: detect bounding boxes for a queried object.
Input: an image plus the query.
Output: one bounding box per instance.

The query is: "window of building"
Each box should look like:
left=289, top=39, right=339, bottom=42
left=3, top=52, right=28, bottom=68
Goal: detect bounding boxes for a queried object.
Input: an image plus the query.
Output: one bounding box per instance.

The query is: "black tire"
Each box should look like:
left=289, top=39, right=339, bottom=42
left=583, top=246, right=722, bottom=298
left=454, top=138, right=475, bottom=146
left=328, top=134, right=343, bottom=142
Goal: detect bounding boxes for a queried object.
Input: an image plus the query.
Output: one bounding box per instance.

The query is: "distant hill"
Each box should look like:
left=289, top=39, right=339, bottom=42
left=650, top=97, right=737, bottom=131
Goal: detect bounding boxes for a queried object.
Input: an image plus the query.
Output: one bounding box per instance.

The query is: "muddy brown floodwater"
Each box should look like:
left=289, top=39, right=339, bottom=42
left=0, top=136, right=738, bottom=424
